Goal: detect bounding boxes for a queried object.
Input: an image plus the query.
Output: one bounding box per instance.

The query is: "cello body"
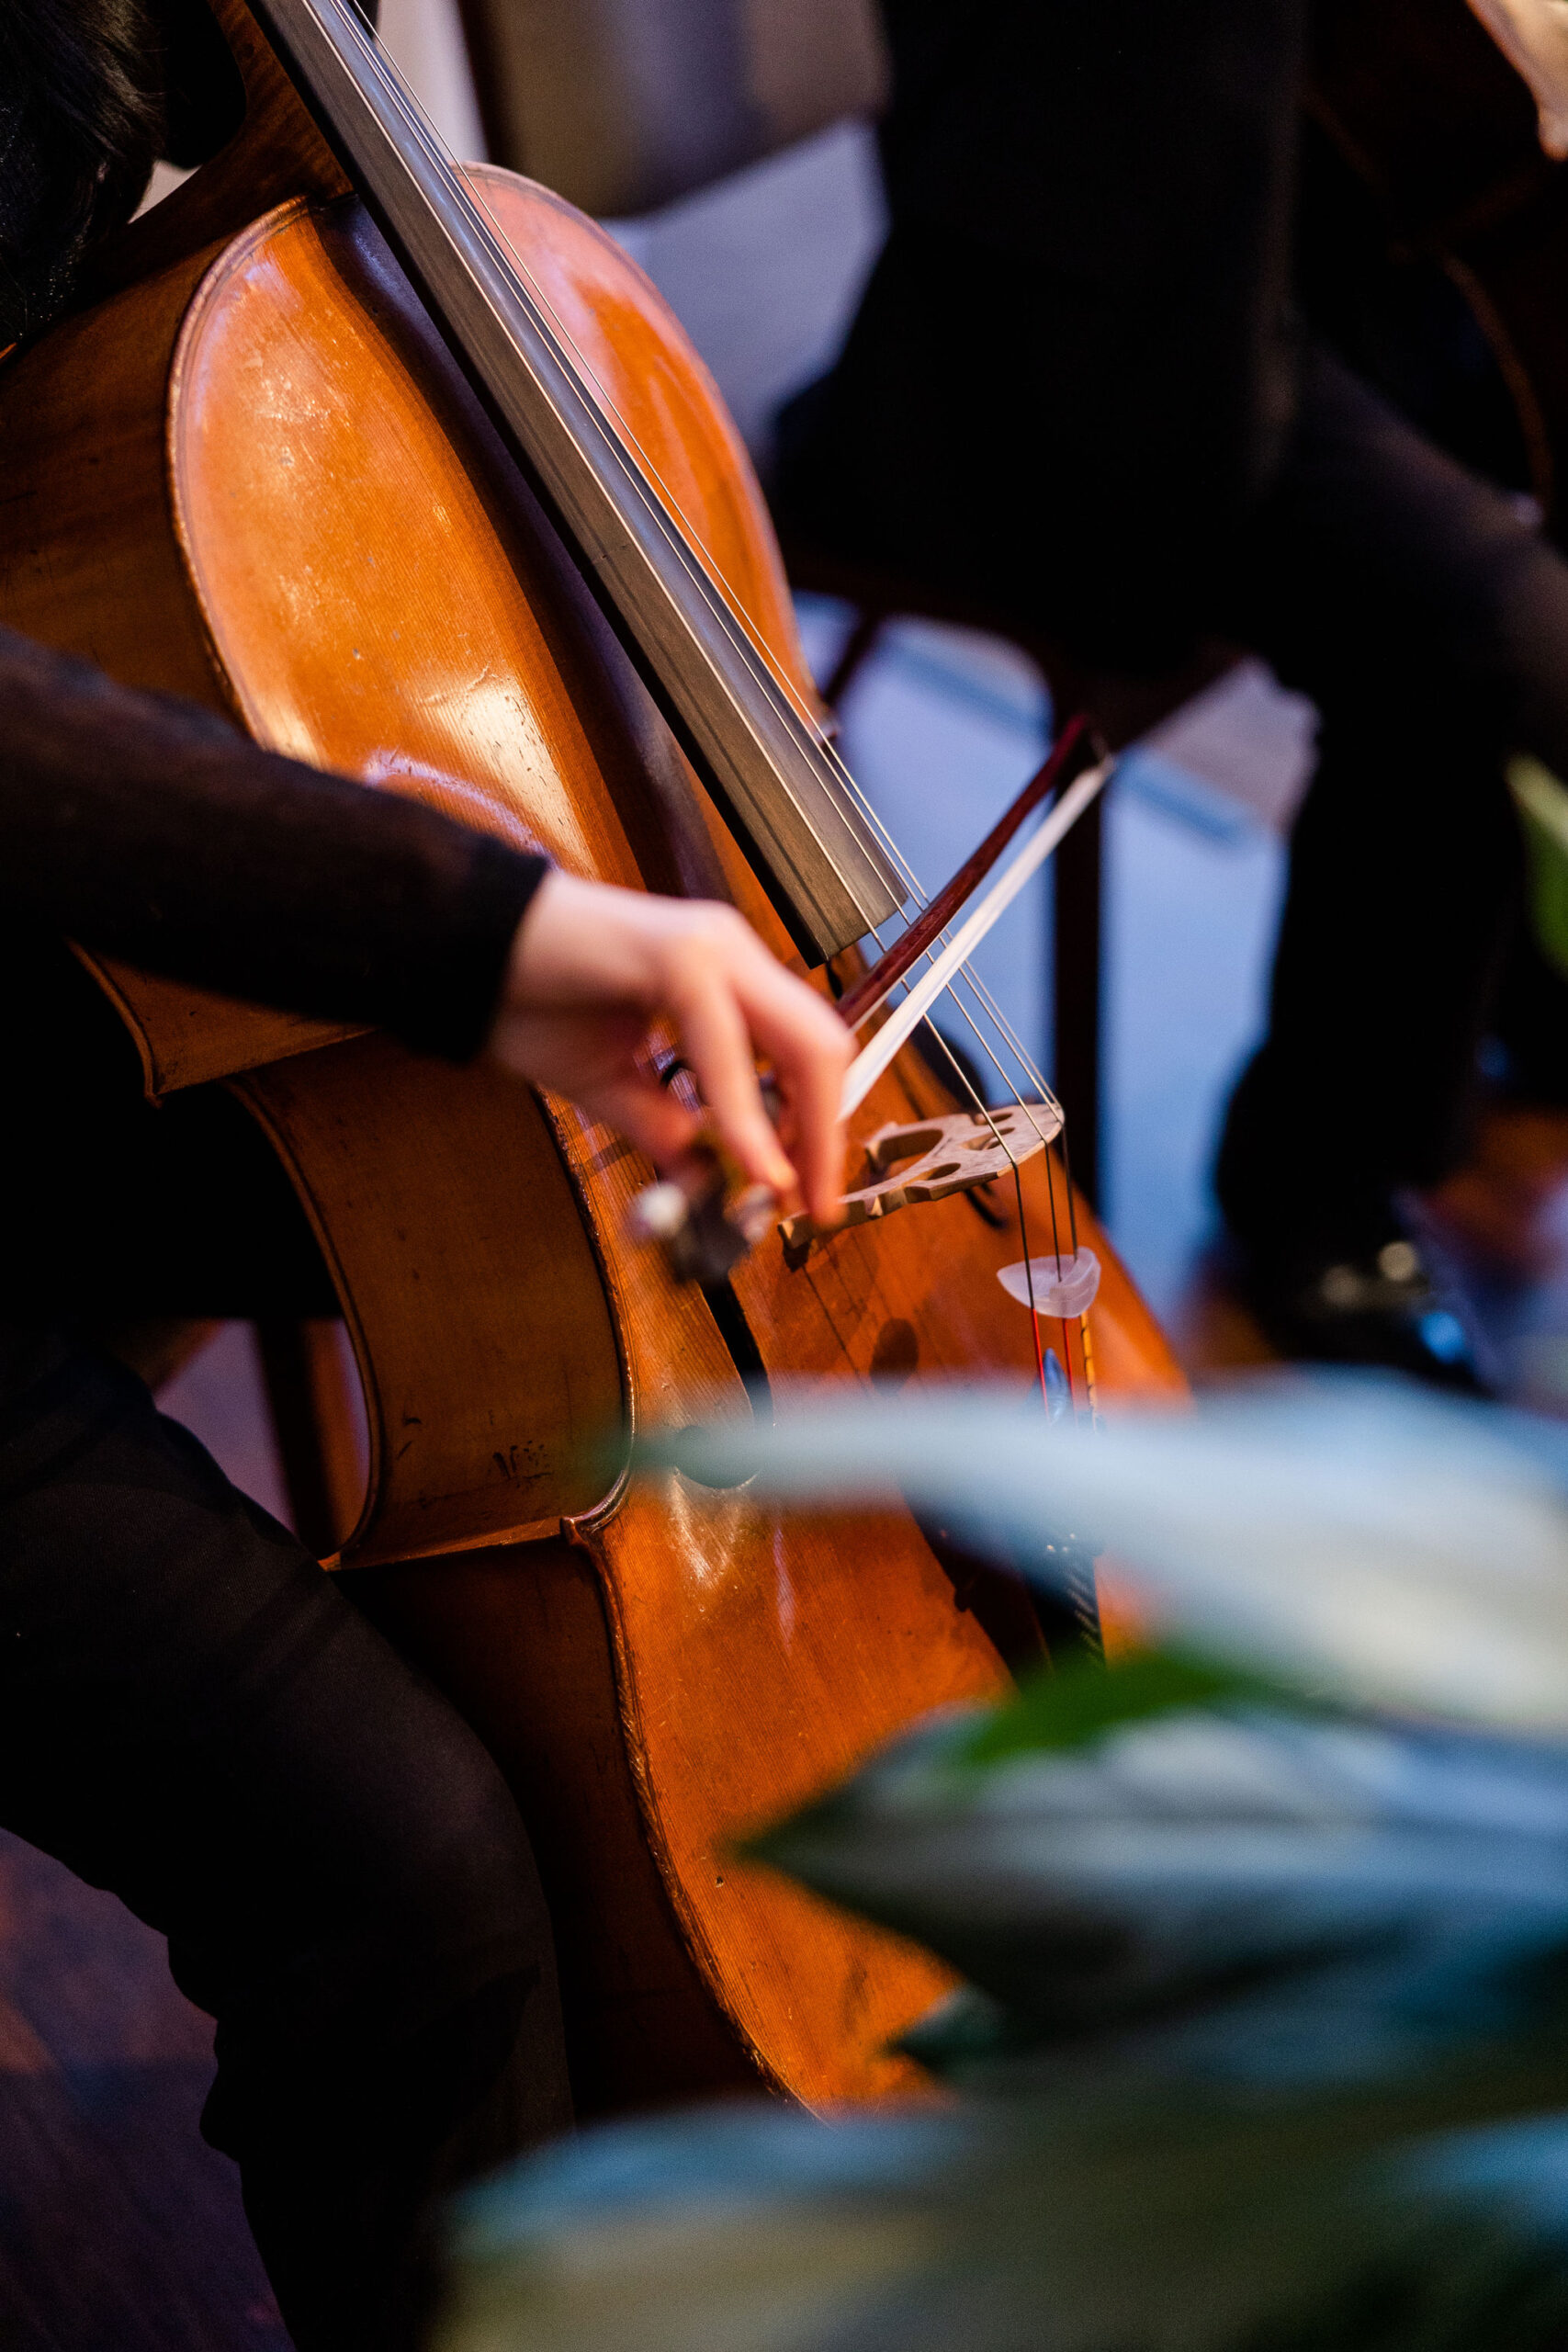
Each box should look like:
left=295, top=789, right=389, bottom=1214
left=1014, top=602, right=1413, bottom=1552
left=0, top=0, right=1182, bottom=2116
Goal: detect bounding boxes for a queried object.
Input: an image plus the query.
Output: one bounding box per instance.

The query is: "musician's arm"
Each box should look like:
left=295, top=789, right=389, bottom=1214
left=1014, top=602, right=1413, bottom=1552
left=1467, top=0, right=1568, bottom=157
left=0, top=627, right=847, bottom=1219
left=0, top=625, right=546, bottom=1059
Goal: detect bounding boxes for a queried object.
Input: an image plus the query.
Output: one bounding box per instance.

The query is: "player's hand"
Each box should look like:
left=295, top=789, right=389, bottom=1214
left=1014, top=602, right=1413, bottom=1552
left=1469, top=0, right=1568, bottom=157
left=486, top=871, right=852, bottom=1227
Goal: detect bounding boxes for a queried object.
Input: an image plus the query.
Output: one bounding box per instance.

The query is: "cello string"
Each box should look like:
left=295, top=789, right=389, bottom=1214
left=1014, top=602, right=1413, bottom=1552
left=848, top=878, right=1079, bottom=1305
left=1079, top=1313, right=1100, bottom=1421
left=853, top=898, right=1061, bottom=1186
left=936, top=985, right=1072, bottom=1298
left=347, top=6, right=1089, bottom=1222
left=837, top=935, right=1057, bottom=1403
left=825, top=753, right=1068, bottom=1153
left=848, top=912, right=1077, bottom=1322
left=853, top=887, right=1068, bottom=1172
left=840, top=895, right=1055, bottom=1315
left=355, top=22, right=1089, bottom=1152
left=880, top=892, right=1077, bottom=1158
left=843, top=766, right=1110, bottom=1136
left=343, top=17, right=856, bottom=771
left=823, top=778, right=1078, bottom=1255
left=325, top=23, right=915, bottom=939
left=943, top=974, right=1070, bottom=1288
left=911, top=1001, right=1091, bottom=1430
left=853, top=775, right=1077, bottom=1179
left=357, top=0, right=1087, bottom=1069
left=347, top=0, right=1092, bottom=1187
left=815, top=787, right=1071, bottom=1148
left=300, top=2, right=1092, bottom=1452
left=907, top=1018, right=1054, bottom=1415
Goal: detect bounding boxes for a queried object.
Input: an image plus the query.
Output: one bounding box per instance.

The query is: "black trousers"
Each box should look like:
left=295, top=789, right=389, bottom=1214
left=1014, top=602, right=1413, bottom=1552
left=1215, top=344, right=1568, bottom=1243
left=776, top=0, right=1568, bottom=1237
left=777, top=219, right=1568, bottom=1238
left=0, top=1320, right=571, bottom=2352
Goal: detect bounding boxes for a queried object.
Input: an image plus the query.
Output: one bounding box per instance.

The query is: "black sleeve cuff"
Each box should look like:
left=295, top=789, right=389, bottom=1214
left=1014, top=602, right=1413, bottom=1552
left=0, top=627, right=555, bottom=1064
left=379, top=836, right=549, bottom=1062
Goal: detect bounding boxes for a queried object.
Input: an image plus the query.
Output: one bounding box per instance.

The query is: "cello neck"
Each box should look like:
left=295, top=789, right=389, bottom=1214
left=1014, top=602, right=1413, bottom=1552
left=231, top=0, right=903, bottom=962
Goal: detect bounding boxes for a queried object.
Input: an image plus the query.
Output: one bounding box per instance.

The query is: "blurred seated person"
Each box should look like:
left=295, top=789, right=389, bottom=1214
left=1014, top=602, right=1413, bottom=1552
left=0, top=6, right=850, bottom=2346
left=771, top=0, right=1568, bottom=1389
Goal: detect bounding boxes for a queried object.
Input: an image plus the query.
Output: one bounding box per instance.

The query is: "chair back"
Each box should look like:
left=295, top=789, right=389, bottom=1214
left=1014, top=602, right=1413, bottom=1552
left=456, top=0, right=889, bottom=217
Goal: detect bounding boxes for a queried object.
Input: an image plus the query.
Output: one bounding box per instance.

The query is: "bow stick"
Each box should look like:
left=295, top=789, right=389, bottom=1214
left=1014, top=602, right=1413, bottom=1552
left=839, top=752, right=1114, bottom=1119
left=629, top=729, right=1115, bottom=1278
left=833, top=713, right=1098, bottom=1031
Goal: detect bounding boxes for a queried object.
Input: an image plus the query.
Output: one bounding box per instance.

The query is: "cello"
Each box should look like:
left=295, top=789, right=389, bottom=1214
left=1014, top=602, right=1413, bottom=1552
left=0, top=0, right=1183, bottom=2118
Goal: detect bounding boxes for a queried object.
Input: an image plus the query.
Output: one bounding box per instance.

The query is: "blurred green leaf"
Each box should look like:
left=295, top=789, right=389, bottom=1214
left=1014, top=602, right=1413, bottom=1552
left=464, top=1376, right=1568, bottom=2352
left=748, top=1700, right=1568, bottom=2064
left=1510, top=753, right=1568, bottom=980
left=957, top=1648, right=1294, bottom=1770
left=439, top=2062, right=1568, bottom=2352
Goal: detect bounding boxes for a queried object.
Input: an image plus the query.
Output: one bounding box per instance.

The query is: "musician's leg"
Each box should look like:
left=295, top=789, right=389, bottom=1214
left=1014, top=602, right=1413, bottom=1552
left=1216, top=343, right=1568, bottom=1369
left=0, top=930, right=342, bottom=1322
left=0, top=1326, right=570, bottom=2352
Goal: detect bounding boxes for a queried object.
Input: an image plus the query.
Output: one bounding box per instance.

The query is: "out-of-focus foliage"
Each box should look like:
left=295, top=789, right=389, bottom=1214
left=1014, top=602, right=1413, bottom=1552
left=437, top=1377, right=1568, bottom=2352
left=439, top=2051, right=1568, bottom=2352
left=749, top=1652, right=1568, bottom=2088
left=646, top=1374, right=1568, bottom=1731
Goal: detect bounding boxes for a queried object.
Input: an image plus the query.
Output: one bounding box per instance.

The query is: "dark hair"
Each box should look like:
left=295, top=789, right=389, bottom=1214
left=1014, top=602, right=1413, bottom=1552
left=0, top=0, right=166, bottom=346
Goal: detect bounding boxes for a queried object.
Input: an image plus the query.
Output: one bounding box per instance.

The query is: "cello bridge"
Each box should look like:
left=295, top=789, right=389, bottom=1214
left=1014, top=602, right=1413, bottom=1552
left=780, top=1103, right=1063, bottom=1250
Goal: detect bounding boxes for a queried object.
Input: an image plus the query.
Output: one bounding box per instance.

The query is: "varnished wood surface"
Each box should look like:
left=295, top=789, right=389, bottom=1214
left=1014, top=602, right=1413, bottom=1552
left=0, top=0, right=355, bottom=1098
left=0, top=43, right=1180, bottom=2116
left=13, top=1102, right=1568, bottom=2335
left=0, top=209, right=355, bottom=1097
left=235, top=1036, right=623, bottom=1560
left=459, top=167, right=820, bottom=719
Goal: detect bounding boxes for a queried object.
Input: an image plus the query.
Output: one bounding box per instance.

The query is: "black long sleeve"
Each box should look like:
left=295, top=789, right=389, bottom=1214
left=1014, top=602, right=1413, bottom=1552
left=0, top=627, right=548, bottom=1062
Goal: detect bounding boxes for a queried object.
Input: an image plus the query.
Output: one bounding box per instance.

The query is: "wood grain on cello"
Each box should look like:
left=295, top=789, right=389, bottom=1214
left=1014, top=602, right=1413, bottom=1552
left=0, top=0, right=1182, bottom=2118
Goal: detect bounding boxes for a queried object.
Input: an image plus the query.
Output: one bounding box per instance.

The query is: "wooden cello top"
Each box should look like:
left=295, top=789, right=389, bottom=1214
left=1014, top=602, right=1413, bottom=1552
left=0, top=0, right=1187, bottom=2116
